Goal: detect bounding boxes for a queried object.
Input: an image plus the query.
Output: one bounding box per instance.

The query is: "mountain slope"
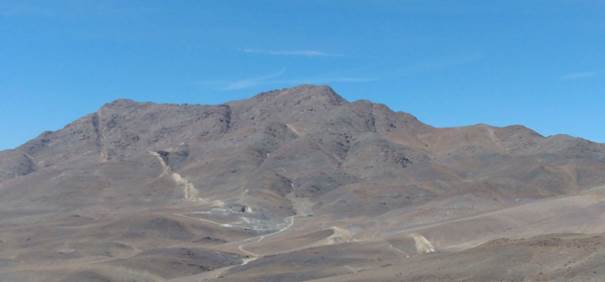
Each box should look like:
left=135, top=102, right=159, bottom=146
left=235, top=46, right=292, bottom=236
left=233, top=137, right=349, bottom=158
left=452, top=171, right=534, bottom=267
left=1, top=85, right=605, bottom=281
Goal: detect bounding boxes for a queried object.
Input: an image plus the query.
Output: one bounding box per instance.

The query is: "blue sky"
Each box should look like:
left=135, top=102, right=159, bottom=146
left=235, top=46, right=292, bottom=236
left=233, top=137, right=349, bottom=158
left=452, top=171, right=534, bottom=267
left=1, top=0, right=604, bottom=150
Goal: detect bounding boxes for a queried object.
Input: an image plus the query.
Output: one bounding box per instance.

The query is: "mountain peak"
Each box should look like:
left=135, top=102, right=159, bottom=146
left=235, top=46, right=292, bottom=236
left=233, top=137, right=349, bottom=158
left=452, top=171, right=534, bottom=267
left=2, top=85, right=605, bottom=281
left=252, top=84, right=346, bottom=105
left=99, top=98, right=143, bottom=112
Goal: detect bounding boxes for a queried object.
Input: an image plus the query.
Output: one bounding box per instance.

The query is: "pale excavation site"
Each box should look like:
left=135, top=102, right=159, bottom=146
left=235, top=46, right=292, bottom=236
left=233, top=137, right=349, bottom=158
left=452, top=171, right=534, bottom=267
left=1, top=85, right=605, bottom=281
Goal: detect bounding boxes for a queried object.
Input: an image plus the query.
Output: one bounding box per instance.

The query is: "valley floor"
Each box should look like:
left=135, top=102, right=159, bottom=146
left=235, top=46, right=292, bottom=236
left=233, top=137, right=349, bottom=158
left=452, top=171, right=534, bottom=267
left=1, top=185, right=605, bottom=282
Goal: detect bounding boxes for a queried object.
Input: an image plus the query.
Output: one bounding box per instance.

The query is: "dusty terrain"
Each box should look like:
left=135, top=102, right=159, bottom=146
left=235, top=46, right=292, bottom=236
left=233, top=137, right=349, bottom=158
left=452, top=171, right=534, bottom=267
left=1, top=85, right=605, bottom=281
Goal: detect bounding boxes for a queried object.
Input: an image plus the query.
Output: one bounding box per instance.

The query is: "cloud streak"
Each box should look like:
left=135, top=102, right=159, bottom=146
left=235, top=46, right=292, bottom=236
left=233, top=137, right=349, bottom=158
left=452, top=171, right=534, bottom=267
left=223, top=69, right=287, bottom=90
left=195, top=70, right=377, bottom=91
left=240, top=48, right=342, bottom=58
left=272, top=77, right=378, bottom=84
left=195, top=53, right=480, bottom=91
left=561, top=72, right=597, bottom=81
left=195, top=69, right=287, bottom=91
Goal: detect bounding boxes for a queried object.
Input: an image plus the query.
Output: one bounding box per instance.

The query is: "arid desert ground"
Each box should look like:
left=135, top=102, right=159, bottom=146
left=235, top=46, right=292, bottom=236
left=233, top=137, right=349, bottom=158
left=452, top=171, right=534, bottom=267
left=1, top=86, right=605, bottom=281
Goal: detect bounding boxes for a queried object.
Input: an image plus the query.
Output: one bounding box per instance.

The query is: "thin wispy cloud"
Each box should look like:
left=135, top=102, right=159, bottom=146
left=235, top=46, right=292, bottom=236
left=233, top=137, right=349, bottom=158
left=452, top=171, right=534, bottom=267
left=561, top=72, right=597, bottom=81
left=223, top=69, right=287, bottom=90
left=239, top=48, right=343, bottom=58
left=321, top=53, right=485, bottom=83
left=273, top=77, right=379, bottom=84
left=195, top=54, right=483, bottom=92
left=195, top=70, right=377, bottom=91
left=195, top=69, right=287, bottom=91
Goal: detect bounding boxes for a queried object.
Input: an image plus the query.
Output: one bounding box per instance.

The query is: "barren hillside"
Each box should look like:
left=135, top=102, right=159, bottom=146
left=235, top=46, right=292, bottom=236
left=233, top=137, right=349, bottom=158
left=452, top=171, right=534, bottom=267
left=1, top=85, right=604, bottom=281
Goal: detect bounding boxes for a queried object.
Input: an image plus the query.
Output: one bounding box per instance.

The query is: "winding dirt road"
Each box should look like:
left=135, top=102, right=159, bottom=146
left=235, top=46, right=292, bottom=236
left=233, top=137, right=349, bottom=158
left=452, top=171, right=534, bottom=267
left=237, top=215, right=297, bottom=265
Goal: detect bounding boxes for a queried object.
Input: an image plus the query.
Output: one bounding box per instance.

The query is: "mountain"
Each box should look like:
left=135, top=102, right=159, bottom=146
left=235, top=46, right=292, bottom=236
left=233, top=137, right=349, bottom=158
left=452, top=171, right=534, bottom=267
left=1, top=85, right=605, bottom=282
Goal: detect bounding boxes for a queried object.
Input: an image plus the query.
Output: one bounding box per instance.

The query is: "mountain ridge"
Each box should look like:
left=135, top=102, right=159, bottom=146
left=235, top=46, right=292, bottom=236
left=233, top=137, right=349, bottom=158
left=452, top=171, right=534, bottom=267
left=1, top=85, right=605, bottom=281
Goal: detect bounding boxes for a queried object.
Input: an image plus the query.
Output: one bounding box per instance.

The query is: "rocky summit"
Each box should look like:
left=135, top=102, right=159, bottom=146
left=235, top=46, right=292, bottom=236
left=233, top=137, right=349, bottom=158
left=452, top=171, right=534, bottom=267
left=1, top=85, right=605, bottom=281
